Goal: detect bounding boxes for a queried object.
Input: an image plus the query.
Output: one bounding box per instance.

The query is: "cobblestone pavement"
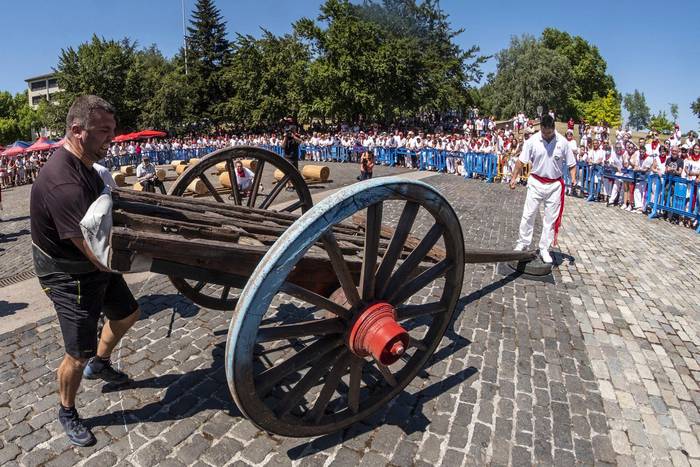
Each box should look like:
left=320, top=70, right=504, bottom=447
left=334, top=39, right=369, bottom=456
left=557, top=197, right=700, bottom=466
left=0, top=171, right=697, bottom=466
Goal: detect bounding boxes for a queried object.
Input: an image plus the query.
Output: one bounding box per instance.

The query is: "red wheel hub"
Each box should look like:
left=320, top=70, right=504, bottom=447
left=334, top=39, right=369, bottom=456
left=348, top=302, right=409, bottom=366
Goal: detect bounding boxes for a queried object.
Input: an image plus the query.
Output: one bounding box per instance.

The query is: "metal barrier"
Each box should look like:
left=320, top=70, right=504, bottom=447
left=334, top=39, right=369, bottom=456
left=461, top=152, right=497, bottom=182
left=646, top=174, right=700, bottom=231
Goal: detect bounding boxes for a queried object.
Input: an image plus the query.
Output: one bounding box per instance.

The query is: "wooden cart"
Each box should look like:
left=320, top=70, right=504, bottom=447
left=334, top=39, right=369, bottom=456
left=102, top=147, right=537, bottom=437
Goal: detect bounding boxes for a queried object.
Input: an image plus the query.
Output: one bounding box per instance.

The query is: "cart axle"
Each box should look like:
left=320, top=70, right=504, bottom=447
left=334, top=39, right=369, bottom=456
left=348, top=301, right=409, bottom=365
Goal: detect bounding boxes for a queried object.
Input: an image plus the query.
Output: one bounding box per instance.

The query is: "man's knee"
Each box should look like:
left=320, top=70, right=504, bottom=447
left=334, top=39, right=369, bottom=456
left=120, top=308, right=141, bottom=327
left=63, top=353, right=89, bottom=370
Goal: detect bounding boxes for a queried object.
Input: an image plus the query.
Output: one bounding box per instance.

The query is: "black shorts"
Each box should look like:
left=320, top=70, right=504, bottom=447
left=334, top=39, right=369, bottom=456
left=284, top=156, right=299, bottom=170
left=39, top=271, right=139, bottom=359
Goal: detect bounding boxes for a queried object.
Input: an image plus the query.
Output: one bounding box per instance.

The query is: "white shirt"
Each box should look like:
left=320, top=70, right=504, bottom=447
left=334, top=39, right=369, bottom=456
left=93, top=163, right=117, bottom=189
left=519, top=131, right=576, bottom=179
left=590, top=149, right=606, bottom=164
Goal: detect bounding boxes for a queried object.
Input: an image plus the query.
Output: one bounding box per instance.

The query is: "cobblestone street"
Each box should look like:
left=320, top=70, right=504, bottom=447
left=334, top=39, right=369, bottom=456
left=1, top=166, right=699, bottom=466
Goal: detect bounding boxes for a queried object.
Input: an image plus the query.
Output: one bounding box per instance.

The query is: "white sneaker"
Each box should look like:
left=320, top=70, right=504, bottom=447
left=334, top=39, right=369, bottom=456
left=540, top=249, right=553, bottom=264
left=514, top=244, right=526, bottom=252
left=625, top=206, right=632, bottom=212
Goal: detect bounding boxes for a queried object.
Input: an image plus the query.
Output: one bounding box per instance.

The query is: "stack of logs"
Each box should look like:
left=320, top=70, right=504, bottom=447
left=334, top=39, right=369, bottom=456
left=109, top=189, right=445, bottom=295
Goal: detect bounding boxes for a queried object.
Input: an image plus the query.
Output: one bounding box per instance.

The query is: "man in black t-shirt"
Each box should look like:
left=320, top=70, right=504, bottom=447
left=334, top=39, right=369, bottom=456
left=30, top=95, right=140, bottom=447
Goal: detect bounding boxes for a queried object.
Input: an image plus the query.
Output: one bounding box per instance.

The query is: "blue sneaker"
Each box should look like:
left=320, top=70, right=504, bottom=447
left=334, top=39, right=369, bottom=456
left=59, top=406, right=96, bottom=447
left=83, top=357, right=130, bottom=384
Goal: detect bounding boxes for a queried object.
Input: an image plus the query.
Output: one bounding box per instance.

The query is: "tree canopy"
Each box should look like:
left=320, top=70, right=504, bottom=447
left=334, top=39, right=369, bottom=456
left=481, top=28, right=618, bottom=121
left=38, top=0, right=485, bottom=133
left=623, top=90, right=651, bottom=130
left=481, top=35, right=574, bottom=119
left=692, top=97, right=700, bottom=125
left=0, top=90, right=49, bottom=145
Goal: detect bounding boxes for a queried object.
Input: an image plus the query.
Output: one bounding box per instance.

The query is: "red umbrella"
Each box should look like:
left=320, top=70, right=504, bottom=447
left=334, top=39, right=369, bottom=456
left=135, top=130, right=167, bottom=139
left=1, top=146, right=26, bottom=157
left=50, top=138, right=66, bottom=148
left=25, top=137, right=55, bottom=152
left=112, top=132, right=140, bottom=143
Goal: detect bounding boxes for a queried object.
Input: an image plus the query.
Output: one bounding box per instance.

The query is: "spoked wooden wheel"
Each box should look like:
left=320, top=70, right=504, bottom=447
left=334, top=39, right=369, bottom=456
left=167, top=146, right=313, bottom=310
left=226, top=177, right=465, bottom=436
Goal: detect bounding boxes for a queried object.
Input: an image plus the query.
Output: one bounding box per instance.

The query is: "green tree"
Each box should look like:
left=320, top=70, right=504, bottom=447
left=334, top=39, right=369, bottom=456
left=541, top=28, right=616, bottom=110
left=217, top=31, right=310, bottom=127
left=186, top=0, right=231, bottom=119
left=140, top=69, right=194, bottom=132
left=0, top=118, right=21, bottom=145
left=623, top=90, right=651, bottom=130
left=0, top=91, right=15, bottom=118
left=53, top=35, right=138, bottom=131
left=481, top=35, right=574, bottom=119
left=578, top=90, right=621, bottom=128
left=648, top=111, right=674, bottom=134
left=692, top=97, right=700, bottom=124
left=295, top=0, right=484, bottom=123
left=669, top=103, right=679, bottom=122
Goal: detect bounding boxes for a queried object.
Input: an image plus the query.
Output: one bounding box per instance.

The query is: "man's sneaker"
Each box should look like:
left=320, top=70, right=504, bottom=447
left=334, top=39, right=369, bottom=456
left=83, top=357, right=130, bottom=384
left=540, top=249, right=553, bottom=264
left=59, top=406, right=96, bottom=447
left=514, top=244, right=526, bottom=252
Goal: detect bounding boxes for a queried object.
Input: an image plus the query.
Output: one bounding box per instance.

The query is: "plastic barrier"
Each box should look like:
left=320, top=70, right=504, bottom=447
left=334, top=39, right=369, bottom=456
left=461, top=152, right=497, bottom=182
left=646, top=174, right=700, bottom=232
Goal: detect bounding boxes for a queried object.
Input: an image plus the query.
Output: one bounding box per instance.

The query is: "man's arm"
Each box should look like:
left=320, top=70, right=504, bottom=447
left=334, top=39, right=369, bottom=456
left=70, top=237, right=111, bottom=272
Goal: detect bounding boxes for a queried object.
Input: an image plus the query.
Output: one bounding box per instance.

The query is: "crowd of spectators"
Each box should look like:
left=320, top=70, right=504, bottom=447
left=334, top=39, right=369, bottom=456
left=2, top=111, right=698, bottom=229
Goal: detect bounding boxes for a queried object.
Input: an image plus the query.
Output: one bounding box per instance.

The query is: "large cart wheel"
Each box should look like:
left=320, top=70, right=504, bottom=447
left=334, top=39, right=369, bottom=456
left=168, top=146, right=313, bottom=310
left=225, top=177, right=465, bottom=437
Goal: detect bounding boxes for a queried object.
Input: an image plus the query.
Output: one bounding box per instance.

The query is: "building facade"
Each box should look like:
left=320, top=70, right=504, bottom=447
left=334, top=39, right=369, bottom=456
left=25, top=73, right=60, bottom=108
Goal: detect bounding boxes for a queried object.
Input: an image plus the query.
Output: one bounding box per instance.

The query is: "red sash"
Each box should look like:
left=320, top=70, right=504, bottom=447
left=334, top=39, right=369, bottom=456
left=530, top=173, right=565, bottom=246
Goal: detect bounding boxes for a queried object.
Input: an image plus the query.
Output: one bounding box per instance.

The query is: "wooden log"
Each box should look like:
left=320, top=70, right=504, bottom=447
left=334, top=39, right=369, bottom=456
left=112, top=188, right=360, bottom=232
left=219, top=172, right=233, bottom=188
left=302, top=165, right=330, bottom=182
left=171, top=160, right=186, bottom=167
left=186, top=179, right=209, bottom=195
left=273, top=169, right=285, bottom=181
left=133, top=182, right=144, bottom=191
left=112, top=172, right=127, bottom=187
left=175, top=164, right=189, bottom=175
left=241, top=159, right=257, bottom=171
left=120, top=166, right=135, bottom=176
left=189, top=157, right=201, bottom=165
left=156, top=169, right=166, bottom=181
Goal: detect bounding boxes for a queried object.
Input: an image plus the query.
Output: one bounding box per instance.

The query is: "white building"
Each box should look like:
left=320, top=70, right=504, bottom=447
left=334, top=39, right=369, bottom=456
left=25, top=73, right=60, bottom=108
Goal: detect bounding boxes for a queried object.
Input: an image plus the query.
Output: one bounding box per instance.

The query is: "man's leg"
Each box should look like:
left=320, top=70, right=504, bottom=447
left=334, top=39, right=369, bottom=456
left=515, top=182, right=544, bottom=250
left=58, top=354, right=88, bottom=407
left=96, top=309, right=140, bottom=359
left=84, top=274, right=139, bottom=383
left=539, top=183, right=563, bottom=256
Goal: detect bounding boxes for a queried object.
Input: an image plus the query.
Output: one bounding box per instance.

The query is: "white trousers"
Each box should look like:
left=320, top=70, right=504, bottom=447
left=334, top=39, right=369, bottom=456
left=634, top=181, right=647, bottom=210
left=446, top=155, right=455, bottom=174
left=609, top=179, right=623, bottom=204
left=516, top=177, right=563, bottom=251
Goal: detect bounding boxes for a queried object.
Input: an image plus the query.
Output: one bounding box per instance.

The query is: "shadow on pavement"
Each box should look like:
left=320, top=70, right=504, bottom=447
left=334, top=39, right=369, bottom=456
left=0, top=228, right=30, bottom=244
left=85, top=267, right=517, bottom=458
left=0, top=215, right=31, bottom=224
left=0, top=300, right=28, bottom=317
left=86, top=342, right=241, bottom=429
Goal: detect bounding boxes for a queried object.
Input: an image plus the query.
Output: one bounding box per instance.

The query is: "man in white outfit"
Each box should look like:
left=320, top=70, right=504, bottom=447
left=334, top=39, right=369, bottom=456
left=510, top=115, right=577, bottom=263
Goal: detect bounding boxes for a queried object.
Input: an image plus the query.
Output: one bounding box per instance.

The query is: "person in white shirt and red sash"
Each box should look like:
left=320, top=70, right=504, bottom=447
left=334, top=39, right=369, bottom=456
left=509, top=115, right=577, bottom=264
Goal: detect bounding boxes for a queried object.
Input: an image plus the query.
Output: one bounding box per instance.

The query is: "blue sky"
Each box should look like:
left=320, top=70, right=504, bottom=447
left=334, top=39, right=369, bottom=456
left=1, top=0, right=698, bottom=130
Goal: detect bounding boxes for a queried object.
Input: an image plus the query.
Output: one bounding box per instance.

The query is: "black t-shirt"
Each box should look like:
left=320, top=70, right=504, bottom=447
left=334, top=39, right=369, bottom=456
left=283, top=137, right=299, bottom=160
left=30, top=148, right=105, bottom=261
left=665, top=157, right=683, bottom=175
